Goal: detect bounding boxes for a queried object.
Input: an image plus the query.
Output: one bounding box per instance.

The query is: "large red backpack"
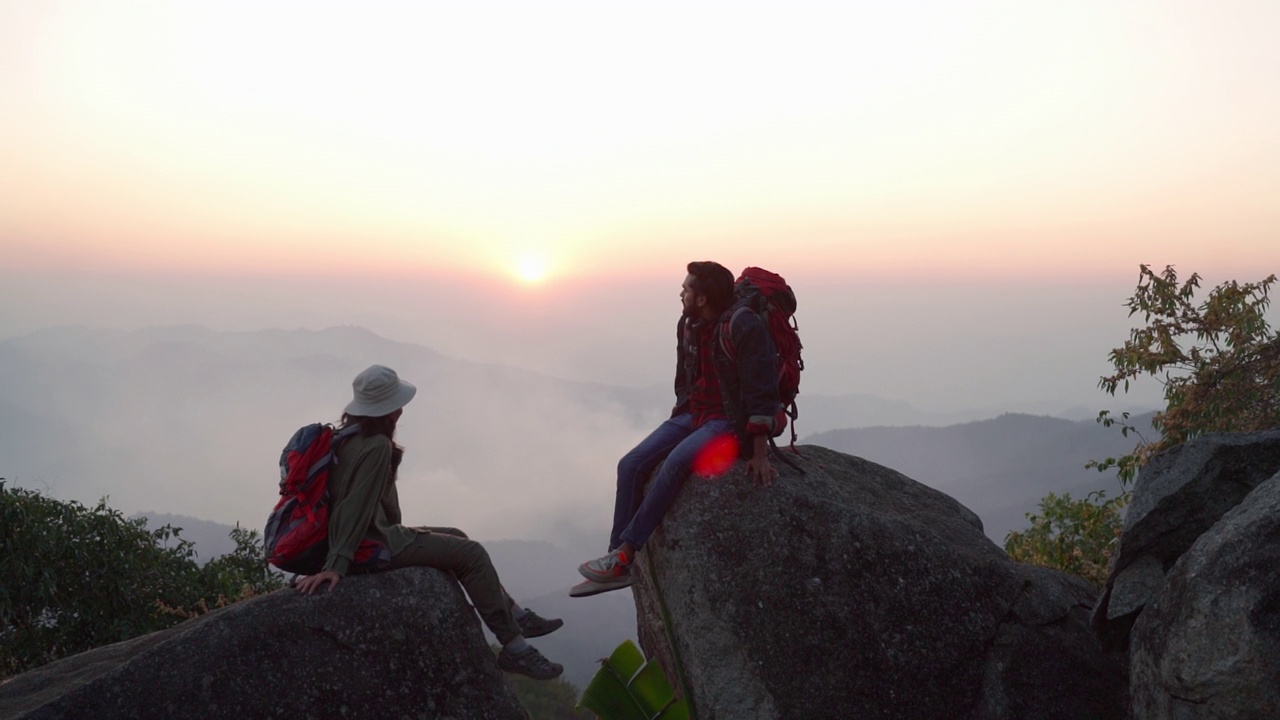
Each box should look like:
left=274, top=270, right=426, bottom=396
left=720, top=267, right=804, bottom=448
left=264, top=423, right=390, bottom=575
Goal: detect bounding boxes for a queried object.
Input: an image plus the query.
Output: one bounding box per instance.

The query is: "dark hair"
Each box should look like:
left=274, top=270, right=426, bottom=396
left=686, top=261, right=735, bottom=314
left=340, top=412, right=405, bottom=476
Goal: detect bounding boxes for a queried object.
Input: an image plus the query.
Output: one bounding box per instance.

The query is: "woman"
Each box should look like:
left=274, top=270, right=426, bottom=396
left=295, top=364, right=563, bottom=681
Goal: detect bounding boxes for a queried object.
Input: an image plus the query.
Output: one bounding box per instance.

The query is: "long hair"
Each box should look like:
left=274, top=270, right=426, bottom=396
left=686, top=261, right=735, bottom=314
left=340, top=412, right=405, bottom=476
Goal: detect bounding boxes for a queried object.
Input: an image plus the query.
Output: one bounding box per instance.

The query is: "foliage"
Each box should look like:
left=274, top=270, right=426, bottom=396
left=1007, top=265, right=1279, bottom=583
left=1002, top=490, right=1126, bottom=586
left=577, top=640, right=689, bottom=720
left=1090, top=264, right=1280, bottom=487
left=0, top=481, right=283, bottom=678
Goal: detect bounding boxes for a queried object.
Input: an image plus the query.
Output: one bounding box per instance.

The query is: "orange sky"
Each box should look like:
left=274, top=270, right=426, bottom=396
left=2, top=1, right=1277, bottom=289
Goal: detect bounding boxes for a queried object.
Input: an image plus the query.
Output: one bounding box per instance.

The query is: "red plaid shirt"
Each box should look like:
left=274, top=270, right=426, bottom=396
left=686, top=319, right=727, bottom=428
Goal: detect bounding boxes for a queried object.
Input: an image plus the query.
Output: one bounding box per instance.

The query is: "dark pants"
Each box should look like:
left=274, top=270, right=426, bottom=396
left=390, top=526, right=522, bottom=645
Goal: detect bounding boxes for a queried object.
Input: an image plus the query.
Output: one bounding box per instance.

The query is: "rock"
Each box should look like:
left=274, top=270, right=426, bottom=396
left=1092, top=430, right=1280, bottom=649
left=631, top=444, right=1127, bottom=719
left=1129, top=470, right=1280, bottom=719
left=0, top=568, right=526, bottom=720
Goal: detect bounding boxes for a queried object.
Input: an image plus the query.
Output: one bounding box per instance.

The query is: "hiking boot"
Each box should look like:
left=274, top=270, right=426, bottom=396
left=498, top=645, right=564, bottom=680
left=578, top=550, right=631, bottom=584
left=516, top=609, right=563, bottom=638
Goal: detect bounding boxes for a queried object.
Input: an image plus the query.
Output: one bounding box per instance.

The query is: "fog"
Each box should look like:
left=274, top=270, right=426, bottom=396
left=0, top=323, right=665, bottom=546
left=0, top=267, right=1175, bottom=404
left=4, top=265, right=1272, bottom=548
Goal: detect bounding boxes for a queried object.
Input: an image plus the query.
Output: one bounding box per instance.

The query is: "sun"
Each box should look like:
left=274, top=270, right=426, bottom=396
left=515, top=255, right=548, bottom=285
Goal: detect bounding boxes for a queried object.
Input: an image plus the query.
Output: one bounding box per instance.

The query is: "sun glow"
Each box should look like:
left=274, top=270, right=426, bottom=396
left=515, top=255, right=549, bottom=285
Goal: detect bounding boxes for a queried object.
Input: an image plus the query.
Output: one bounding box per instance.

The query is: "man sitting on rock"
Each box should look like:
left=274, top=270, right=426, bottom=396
left=572, top=261, right=781, bottom=597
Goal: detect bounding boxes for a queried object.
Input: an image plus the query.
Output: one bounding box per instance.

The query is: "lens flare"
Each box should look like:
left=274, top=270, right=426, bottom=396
left=691, top=433, right=739, bottom=479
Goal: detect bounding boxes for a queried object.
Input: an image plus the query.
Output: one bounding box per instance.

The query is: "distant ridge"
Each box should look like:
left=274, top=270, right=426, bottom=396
left=809, top=412, right=1157, bottom=542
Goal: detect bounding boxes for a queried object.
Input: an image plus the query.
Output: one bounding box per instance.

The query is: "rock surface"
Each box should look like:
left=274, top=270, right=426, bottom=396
left=631, top=444, right=1127, bottom=719
left=0, top=568, right=526, bottom=720
left=1129, top=470, right=1280, bottom=719
left=1092, top=430, right=1280, bottom=649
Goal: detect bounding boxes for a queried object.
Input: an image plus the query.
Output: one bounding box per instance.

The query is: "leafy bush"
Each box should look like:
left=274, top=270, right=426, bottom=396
left=1006, top=265, right=1280, bottom=582
left=1003, top=491, right=1125, bottom=586
left=1092, top=264, right=1280, bottom=486
left=1, top=481, right=283, bottom=677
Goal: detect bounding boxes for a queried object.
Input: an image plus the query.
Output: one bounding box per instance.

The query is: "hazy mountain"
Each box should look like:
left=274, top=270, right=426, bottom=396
left=0, top=324, right=672, bottom=545
left=808, top=412, right=1158, bottom=542
left=136, top=512, right=247, bottom=561
left=3, top=323, right=1116, bottom=546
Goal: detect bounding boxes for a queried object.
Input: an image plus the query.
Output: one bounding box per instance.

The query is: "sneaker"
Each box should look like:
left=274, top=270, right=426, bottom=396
left=578, top=550, right=631, bottom=584
left=569, top=577, right=633, bottom=597
left=516, top=609, right=563, bottom=638
left=498, top=645, right=564, bottom=680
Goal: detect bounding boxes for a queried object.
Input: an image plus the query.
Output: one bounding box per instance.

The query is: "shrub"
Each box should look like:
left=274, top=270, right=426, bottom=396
left=0, top=481, right=282, bottom=677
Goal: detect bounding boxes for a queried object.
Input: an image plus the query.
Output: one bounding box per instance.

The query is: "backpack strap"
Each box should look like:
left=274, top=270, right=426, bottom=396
left=718, top=305, right=752, bottom=360
left=768, top=436, right=806, bottom=475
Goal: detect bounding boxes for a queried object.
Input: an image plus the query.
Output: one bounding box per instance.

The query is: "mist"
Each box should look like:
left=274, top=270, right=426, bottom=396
left=0, top=266, right=1179, bottom=407
left=6, top=264, right=1271, bottom=549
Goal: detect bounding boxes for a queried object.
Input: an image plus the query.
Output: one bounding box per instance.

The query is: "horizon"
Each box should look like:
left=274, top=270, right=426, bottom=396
left=3, top=1, right=1277, bottom=285
left=1, top=1, right=1277, bottom=543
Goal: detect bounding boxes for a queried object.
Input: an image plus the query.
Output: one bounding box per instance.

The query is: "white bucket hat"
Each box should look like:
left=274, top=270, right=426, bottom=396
left=344, top=365, right=417, bottom=417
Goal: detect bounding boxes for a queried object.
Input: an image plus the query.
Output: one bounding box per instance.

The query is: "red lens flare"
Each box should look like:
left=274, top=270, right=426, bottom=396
left=691, top=433, right=739, bottom=479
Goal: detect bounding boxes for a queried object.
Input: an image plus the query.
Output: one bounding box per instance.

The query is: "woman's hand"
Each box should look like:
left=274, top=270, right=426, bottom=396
left=294, top=570, right=341, bottom=595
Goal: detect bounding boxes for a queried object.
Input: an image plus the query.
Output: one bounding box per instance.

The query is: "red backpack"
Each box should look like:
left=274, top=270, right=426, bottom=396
left=264, top=423, right=390, bottom=575
left=721, top=267, right=804, bottom=448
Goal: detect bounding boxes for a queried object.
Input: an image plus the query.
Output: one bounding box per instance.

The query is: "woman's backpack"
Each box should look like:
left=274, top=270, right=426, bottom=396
left=264, top=423, right=390, bottom=575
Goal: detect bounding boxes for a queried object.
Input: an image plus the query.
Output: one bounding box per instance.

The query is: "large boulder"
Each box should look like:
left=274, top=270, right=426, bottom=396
left=631, top=444, right=1127, bottom=719
left=1092, top=430, right=1280, bottom=650
left=0, top=567, right=526, bottom=720
left=1129, top=470, right=1280, bottom=719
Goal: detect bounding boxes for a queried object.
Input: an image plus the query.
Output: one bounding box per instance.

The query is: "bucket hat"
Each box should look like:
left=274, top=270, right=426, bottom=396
left=345, top=365, right=417, bottom=417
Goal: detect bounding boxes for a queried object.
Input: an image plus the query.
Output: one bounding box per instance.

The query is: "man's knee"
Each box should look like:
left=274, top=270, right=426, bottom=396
left=456, top=538, right=491, bottom=572
left=617, top=453, right=642, bottom=481
left=435, top=527, right=468, bottom=539
left=619, top=443, right=663, bottom=482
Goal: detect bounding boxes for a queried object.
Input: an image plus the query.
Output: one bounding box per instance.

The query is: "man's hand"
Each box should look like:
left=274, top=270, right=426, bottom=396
left=294, top=570, right=341, bottom=595
left=746, top=454, right=778, bottom=487
left=747, top=434, right=778, bottom=486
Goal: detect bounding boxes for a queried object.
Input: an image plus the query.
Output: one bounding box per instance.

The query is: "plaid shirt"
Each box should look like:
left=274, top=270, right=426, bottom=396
left=671, top=318, right=728, bottom=428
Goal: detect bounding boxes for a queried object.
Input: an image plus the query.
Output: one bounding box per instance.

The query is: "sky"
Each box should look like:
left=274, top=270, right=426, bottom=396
left=2, top=0, right=1279, bottom=410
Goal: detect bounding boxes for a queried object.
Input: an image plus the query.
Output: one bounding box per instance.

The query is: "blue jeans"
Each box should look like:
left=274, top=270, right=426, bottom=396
left=611, top=413, right=734, bottom=551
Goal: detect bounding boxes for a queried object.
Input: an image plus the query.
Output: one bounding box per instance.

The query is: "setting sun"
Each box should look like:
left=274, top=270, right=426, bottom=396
left=515, top=255, right=549, bottom=285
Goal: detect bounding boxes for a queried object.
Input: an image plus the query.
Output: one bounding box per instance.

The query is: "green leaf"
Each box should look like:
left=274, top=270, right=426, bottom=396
left=577, top=640, right=689, bottom=720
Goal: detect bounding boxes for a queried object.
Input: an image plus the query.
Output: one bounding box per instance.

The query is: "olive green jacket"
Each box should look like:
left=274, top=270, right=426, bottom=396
left=323, top=432, right=418, bottom=576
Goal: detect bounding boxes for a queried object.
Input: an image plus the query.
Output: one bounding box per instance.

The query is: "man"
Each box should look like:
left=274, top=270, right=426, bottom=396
left=572, top=261, right=781, bottom=597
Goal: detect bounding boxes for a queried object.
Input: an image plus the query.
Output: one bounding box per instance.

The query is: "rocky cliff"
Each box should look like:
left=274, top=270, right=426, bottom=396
left=631, top=444, right=1127, bottom=719
left=1092, top=430, right=1280, bottom=719
left=0, top=567, right=526, bottom=720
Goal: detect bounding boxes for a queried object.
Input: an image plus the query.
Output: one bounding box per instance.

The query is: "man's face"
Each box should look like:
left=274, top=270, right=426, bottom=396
left=680, top=273, right=702, bottom=317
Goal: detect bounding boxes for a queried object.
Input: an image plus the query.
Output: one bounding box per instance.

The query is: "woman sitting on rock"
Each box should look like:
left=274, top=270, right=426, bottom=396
left=295, top=364, right=564, bottom=680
